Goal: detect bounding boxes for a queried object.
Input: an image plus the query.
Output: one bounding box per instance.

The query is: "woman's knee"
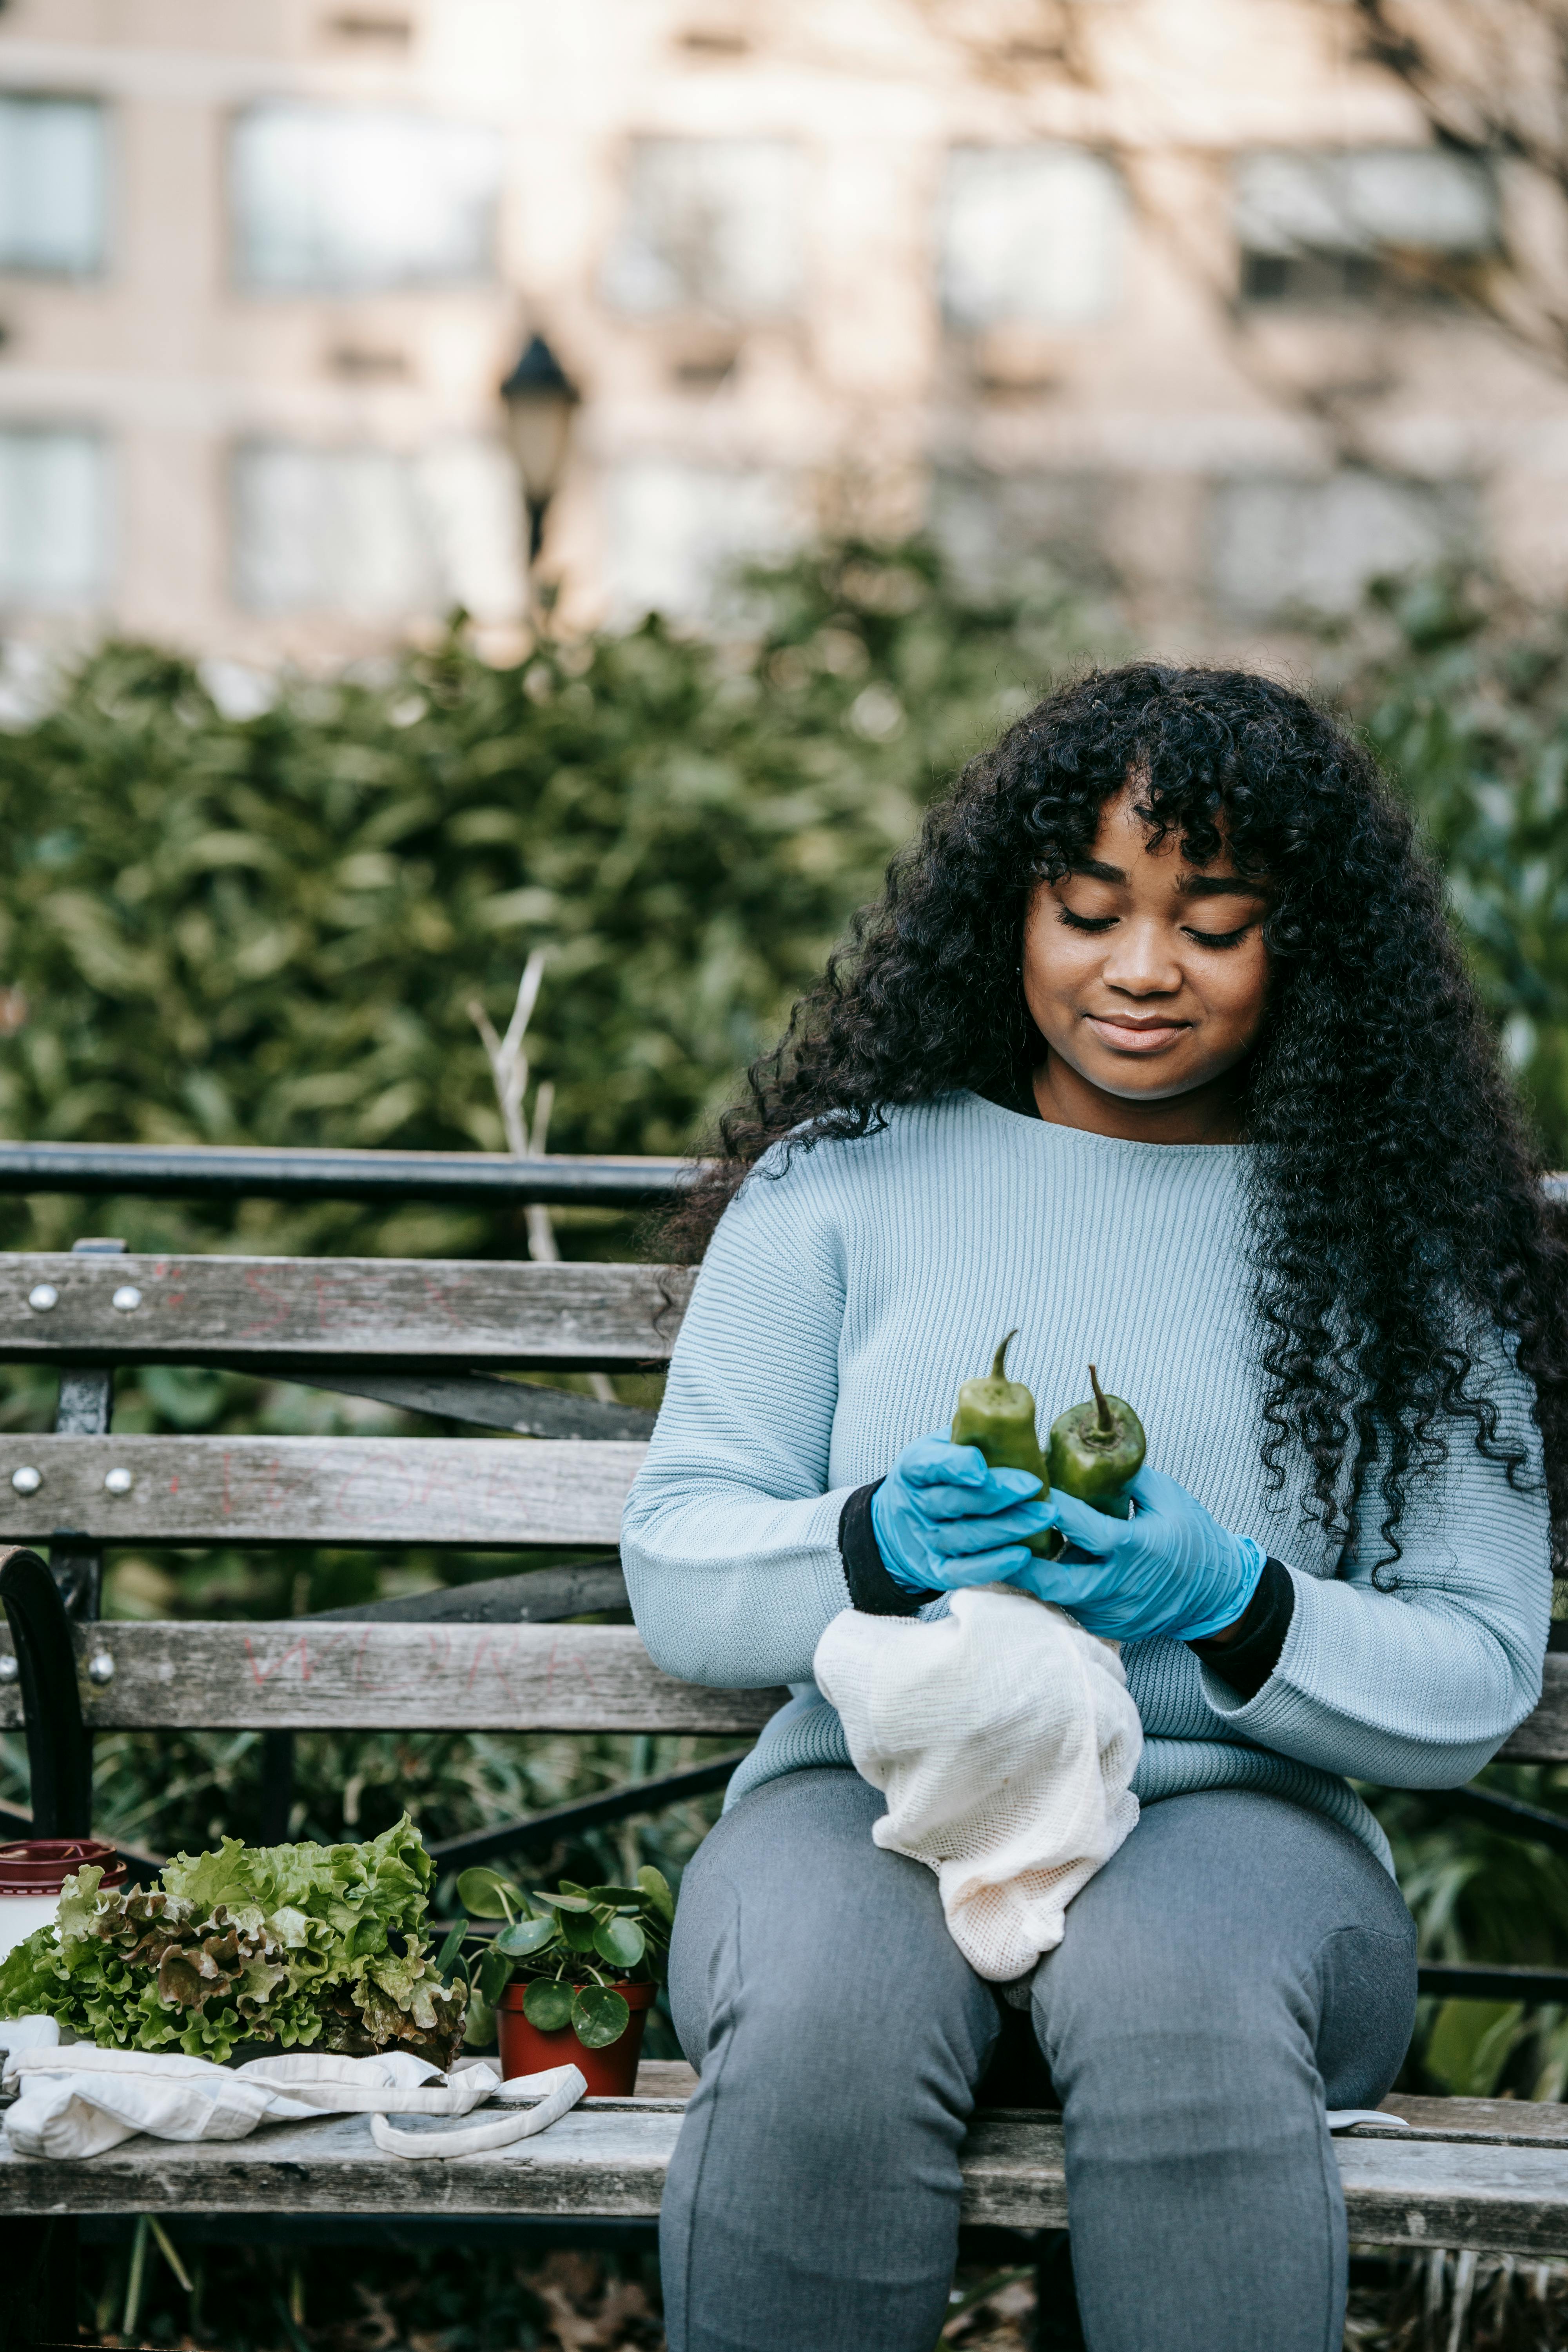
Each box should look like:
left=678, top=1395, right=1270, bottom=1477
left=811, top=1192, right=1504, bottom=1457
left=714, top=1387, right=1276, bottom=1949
left=1314, top=1919, right=1416, bottom=2109
left=668, top=1769, right=999, bottom=2093
left=676, top=1869, right=998, bottom=2108
left=1031, top=1792, right=1416, bottom=2109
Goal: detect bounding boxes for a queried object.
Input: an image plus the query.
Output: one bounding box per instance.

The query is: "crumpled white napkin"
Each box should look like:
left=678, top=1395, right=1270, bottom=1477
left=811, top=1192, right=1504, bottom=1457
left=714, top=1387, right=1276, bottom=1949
left=2, top=2036, right=584, bottom=2161
left=815, top=1584, right=1142, bottom=1984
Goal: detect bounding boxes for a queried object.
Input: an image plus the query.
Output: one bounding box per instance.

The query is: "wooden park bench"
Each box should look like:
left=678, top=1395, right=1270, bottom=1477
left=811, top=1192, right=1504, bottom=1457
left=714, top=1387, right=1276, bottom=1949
left=3, top=1142, right=1568, bottom=2347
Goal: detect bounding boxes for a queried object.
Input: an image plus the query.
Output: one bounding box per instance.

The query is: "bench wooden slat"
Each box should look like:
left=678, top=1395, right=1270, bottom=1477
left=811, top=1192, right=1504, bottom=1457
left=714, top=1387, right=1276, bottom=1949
left=1497, top=1653, right=1568, bottom=1760
left=0, top=1619, right=784, bottom=1735
left=977, top=2096, right=1568, bottom=2152
left=0, top=1436, right=644, bottom=1548
left=0, top=2105, right=685, bottom=2219
left=0, top=1256, right=691, bottom=1369
left=1387, top=2095, right=1568, bottom=2148
left=1330, top=2132, right=1568, bottom=2256
left=3, top=1534, right=1561, bottom=1759
left=4, top=2104, right=1568, bottom=2252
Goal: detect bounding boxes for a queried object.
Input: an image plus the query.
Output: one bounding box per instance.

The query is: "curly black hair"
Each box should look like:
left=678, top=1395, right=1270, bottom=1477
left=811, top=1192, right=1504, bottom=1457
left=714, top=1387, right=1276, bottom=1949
left=665, top=661, right=1568, bottom=1575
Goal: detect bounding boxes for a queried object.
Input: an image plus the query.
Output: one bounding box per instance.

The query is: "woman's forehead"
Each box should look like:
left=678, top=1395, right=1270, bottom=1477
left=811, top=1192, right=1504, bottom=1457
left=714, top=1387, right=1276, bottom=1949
left=1087, top=788, right=1238, bottom=872
left=1068, top=791, right=1268, bottom=894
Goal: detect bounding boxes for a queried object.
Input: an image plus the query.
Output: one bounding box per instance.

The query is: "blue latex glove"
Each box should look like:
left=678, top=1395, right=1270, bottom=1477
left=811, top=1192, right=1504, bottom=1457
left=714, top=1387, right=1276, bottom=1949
left=871, top=1434, right=1056, bottom=1595
left=1014, top=1465, right=1266, bottom=1644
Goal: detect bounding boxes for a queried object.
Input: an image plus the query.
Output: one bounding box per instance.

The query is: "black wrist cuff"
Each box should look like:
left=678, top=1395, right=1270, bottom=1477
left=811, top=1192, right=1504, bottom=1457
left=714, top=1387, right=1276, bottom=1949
left=1189, top=1556, right=1295, bottom=1701
left=839, top=1481, right=924, bottom=1617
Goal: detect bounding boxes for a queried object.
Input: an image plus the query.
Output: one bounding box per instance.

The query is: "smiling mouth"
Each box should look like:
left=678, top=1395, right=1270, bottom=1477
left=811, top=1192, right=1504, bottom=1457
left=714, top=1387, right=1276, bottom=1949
left=1083, top=1013, right=1190, bottom=1054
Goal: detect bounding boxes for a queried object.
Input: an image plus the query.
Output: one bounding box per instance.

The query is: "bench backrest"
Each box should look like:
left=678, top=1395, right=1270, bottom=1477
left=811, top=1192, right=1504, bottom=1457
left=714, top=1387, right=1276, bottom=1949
left=0, top=1238, right=1560, bottom=1765
left=0, top=1245, right=797, bottom=1758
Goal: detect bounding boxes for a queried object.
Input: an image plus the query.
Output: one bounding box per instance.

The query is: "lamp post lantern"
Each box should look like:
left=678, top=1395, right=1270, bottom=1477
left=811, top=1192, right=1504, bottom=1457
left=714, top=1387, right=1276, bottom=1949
left=499, top=333, right=580, bottom=577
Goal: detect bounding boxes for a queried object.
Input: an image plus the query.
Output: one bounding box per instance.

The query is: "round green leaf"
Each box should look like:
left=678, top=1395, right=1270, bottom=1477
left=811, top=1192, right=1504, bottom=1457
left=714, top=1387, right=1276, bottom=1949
left=522, top=1980, right=574, bottom=2032
left=558, top=1907, right=598, bottom=1953
left=637, top=1866, right=675, bottom=1925
left=457, top=1867, right=523, bottom=1920
left=593, top=1915, right=646, bottom=1970
left=571, top=1984, right=631, bottom=2050
left=462, top=1994, right=496, bottom=2050
left=534, top=1890, right=593, bottom=1914
left=586, top=1884, right=644, bottom=1904
left=495, top=1917, right=558, bottom=1959
left=476, top=1947, right=513, bottom=2007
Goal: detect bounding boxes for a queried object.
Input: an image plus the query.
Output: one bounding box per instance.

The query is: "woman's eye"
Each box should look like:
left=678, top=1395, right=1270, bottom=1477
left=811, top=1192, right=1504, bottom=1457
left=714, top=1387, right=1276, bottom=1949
left=1183, top=922, right=1254, bottom=951
left=1054, top=905, right=1259, bottom=947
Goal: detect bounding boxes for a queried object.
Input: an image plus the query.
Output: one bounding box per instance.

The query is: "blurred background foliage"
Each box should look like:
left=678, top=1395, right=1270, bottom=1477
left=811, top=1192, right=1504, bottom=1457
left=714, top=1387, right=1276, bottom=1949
left=1336, top=570, right=1568, bottom=1167
left=0, top=537, right=1102, bottom=1265
left=4, top=538, right=1568, bottom=2095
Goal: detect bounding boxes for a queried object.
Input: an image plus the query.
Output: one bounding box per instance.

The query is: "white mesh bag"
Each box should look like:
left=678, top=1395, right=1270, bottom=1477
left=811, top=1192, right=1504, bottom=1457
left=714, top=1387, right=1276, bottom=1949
left=814, top=1585, right=1142, bottom=1983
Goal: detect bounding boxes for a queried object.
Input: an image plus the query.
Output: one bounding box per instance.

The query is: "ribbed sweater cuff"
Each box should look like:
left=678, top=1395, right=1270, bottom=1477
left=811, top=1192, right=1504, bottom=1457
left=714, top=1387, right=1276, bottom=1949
left=838, top=1481, right=924, bottom=1617
left=1189, top=1556, right=1295, bottom=1700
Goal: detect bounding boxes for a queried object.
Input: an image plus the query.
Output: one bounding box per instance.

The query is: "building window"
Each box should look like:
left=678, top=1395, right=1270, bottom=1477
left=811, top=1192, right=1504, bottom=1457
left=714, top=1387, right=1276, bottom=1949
left=1234, top=148, right=1497, bottom=306
left=1209, top=470, right=1477, bottom=621
left=0, top=96, right=106, bottom=276
left=233, top=443, right=439, bottom=614
left=602, top=138, right=804, bottom=319
left=230, top=105, right=501, bottom=292
left=231, top=438, right=518, bottom=619
left=0, top=427, right=109, bottom=606
left=604, top=460, right=801, bottom=619
left=931, top=468, right=1114, bottom=592
left=940, top=146, right=1125, bottom=331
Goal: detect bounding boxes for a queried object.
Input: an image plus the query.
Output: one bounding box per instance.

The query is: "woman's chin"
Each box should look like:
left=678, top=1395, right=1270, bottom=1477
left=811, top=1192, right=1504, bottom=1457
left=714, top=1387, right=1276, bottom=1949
left=1072, top=1053, right=1218, bottom=1105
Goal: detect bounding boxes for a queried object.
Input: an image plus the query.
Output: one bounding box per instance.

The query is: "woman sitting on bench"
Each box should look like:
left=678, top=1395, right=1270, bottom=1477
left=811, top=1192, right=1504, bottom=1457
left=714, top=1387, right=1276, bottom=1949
left=622, top=664, right=1561, bottom=2352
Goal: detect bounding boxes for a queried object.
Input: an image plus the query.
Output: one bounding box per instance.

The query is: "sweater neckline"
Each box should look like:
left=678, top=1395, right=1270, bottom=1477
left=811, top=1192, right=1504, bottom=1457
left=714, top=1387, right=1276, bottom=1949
left=962, top=1087, right=1250, bottom=1165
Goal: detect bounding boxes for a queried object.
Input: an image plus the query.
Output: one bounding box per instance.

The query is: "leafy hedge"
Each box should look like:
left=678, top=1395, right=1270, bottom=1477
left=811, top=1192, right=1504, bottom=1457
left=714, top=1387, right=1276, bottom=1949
left=4, top=550, right=1566, bottom=1268
left=1339, top=572, right=1568, bottom=1167
left=0, top=543, right=1100, bottom=1261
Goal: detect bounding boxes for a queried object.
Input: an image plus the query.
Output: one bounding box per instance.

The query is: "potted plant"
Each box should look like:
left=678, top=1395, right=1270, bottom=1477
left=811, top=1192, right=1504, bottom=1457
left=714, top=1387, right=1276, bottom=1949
left=441, top=1863, right=674, bottom=2097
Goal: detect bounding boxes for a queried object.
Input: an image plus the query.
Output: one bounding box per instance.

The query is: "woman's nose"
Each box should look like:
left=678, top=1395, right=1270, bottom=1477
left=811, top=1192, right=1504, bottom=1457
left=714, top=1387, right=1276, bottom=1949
left=1101, top=920, right=1183, bottom=996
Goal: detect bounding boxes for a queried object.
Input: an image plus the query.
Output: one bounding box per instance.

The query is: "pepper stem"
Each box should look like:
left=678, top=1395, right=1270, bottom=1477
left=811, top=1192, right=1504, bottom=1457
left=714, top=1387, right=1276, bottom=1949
left=991, top=1330, right=1019, bottom=1382
left=1089, top=1363, right=1113, bottom=1433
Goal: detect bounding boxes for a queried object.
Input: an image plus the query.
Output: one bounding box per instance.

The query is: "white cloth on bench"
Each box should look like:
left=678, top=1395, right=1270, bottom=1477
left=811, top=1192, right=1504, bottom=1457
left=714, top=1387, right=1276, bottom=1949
left=1, top=2040, right=585, bottom=2161
left=813, top=1584, right=1142, bottom=1983
left=367, top=2064, right=586, bottom=2159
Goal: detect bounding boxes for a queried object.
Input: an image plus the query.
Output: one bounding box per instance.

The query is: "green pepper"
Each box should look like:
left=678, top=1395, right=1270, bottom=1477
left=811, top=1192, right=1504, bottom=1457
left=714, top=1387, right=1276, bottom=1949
left=1047, top=1365, right=1146, bottom=1519
left=951, top=1331, right=1062, bottom=1559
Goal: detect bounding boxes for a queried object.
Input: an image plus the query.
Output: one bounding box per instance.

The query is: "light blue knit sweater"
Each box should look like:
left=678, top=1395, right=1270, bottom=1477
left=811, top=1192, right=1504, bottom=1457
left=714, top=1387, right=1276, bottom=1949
left=621, top=1094, right=1553, bottom=1873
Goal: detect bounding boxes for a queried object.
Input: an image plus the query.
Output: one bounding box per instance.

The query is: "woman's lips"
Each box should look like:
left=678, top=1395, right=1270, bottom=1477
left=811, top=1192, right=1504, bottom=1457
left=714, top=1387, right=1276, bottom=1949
left=1083, top=1014, right=1189, bottom=1054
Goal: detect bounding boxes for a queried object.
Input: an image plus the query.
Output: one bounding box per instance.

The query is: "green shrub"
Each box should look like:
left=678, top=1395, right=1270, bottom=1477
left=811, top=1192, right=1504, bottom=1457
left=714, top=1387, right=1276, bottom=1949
left=0, top=541, right=1097, bottom=1264
left=1338, top=571, right=1568, bottom=1166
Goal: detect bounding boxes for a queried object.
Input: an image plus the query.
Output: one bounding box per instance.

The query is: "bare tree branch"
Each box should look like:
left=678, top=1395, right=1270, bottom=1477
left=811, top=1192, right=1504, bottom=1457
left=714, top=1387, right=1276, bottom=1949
left=469, top=956, right=617, bottom=1405
left=468, top=949, right=548, bottom=1160
left=1343, top=0, right=1568, bottom=371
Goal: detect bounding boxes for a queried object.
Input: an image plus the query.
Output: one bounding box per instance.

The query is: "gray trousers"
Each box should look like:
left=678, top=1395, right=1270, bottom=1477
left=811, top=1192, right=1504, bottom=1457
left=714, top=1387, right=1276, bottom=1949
left=662, top=1768, right=1416, bottom=2352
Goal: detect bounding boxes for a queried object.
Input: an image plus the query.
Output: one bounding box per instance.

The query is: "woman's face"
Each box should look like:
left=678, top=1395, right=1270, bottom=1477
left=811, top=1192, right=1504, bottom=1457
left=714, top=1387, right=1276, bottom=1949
left=1020, top=785, right=1270, bottom=1133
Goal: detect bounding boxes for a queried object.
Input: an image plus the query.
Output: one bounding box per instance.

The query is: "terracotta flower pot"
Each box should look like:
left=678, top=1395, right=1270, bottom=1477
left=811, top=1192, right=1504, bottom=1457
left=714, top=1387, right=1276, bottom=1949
left=495, top=1979, right=657, bottom=2097
left=0, top=1837, right=124, bottom=1964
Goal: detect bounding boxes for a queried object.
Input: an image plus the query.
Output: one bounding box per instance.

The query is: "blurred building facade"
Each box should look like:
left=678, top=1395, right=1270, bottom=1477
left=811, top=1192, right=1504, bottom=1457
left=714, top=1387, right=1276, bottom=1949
left=0, top=0, right=1562, bottom=663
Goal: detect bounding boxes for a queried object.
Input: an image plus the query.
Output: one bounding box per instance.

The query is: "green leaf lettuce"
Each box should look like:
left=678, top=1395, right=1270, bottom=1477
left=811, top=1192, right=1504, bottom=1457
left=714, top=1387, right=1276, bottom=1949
left=0, top=1815, right=463, bottom=2067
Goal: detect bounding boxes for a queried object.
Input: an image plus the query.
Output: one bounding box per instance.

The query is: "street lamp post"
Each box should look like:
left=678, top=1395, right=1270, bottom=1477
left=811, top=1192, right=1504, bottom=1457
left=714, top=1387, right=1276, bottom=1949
left=499, top=334, right=580, bottom=612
